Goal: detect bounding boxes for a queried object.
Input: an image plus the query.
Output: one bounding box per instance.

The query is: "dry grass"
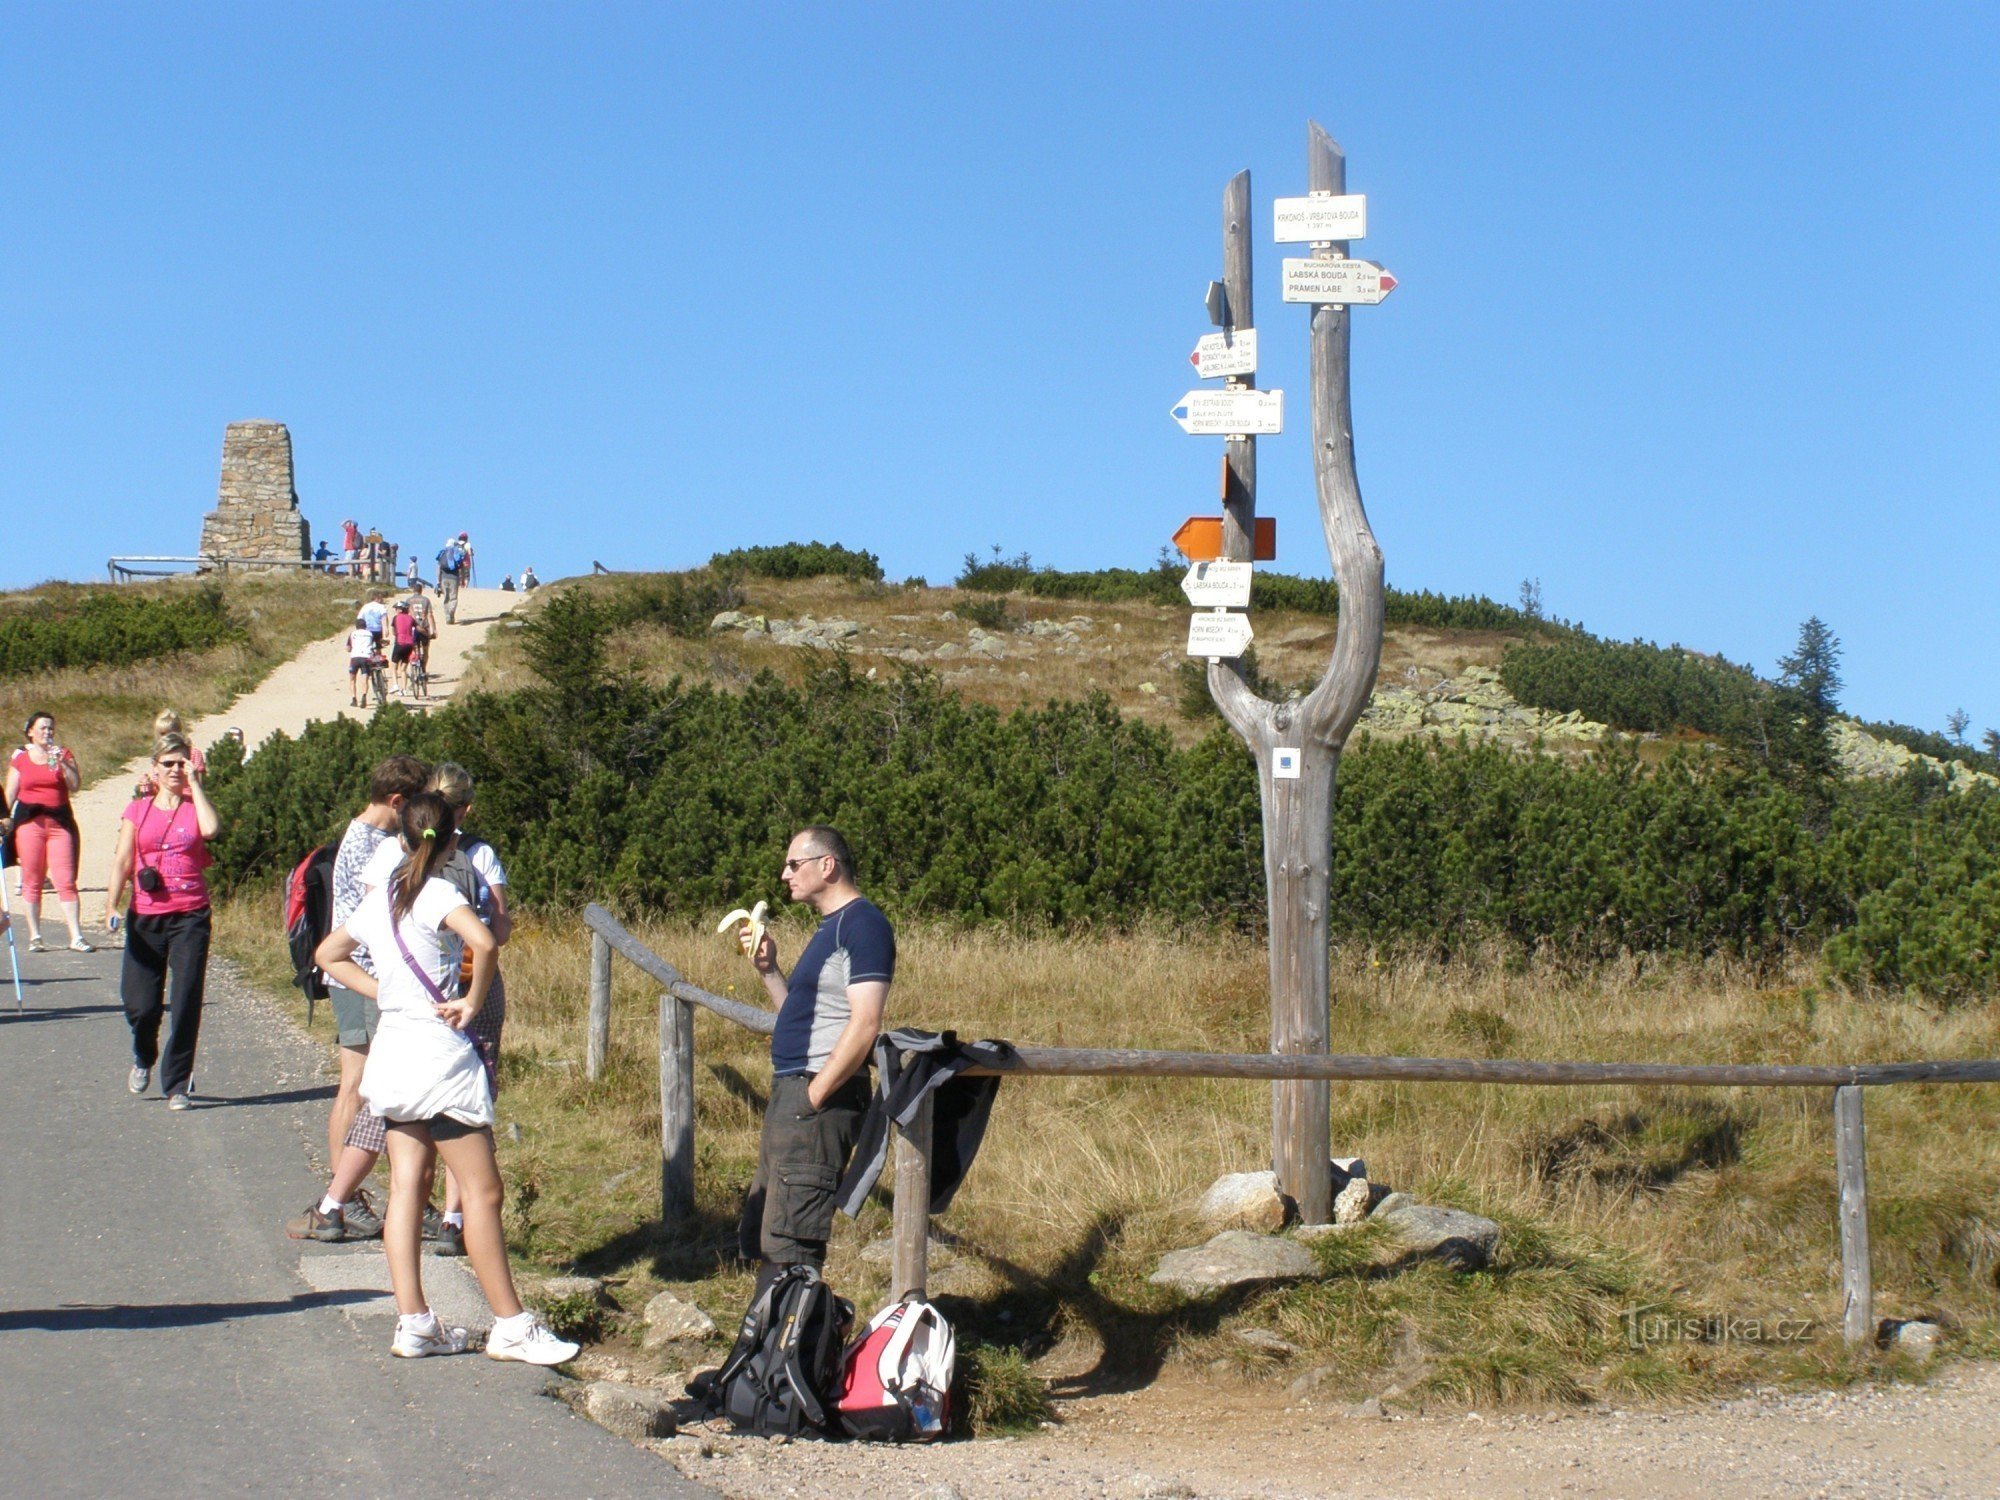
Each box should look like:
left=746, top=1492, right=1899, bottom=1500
left=455, top=574, right=1520, bottom=747
left=0, top=573, right=356, bottom=777
left=214, top=898, right=2000, bottom=1410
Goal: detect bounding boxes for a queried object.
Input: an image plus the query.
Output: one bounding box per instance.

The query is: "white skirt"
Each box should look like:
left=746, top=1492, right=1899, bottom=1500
left=359, top=1011, right=495, bottom=1128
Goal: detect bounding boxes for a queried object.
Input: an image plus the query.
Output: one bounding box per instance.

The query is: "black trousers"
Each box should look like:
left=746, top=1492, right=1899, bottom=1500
left=121, top=907, right=212, bottom=1097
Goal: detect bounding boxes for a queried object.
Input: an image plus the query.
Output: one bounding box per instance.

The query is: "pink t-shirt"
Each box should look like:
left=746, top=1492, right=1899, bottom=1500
left=392, top=612, right=417, bottom=647
left=11, top=748, right=74, bottom=811
left=121, top=797, right=213, bottom=915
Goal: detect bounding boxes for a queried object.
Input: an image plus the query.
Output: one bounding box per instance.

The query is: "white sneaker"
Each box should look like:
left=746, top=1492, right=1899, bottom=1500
left=392, top=1316, right=470, bottom=1358
left=128, top=1065, right=150, bottom=1094
left=484, top=1315, right=579, bottom=1366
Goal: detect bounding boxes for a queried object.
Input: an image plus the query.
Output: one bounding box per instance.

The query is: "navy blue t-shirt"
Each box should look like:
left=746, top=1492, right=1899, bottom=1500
left=771, top=897, right=896, bottom=1077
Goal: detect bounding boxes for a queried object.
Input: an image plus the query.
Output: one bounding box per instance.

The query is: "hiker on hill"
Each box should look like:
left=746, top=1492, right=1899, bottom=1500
left=389, top=602, right=419, bottom=696
left=346, top=616, right=379, bottom=708
left=739, top=827, right=893, bottom=1285
left=286, top=755, right=429, bottom=1244
left=407, top=588, right=436, bottom=676
left=313, top=791, right=576, bottom=1364
left=5, top=712, right=89, bottom=953
left=356, top=761, right=510, bottom=1256
left=519, top=565, right=538, bottom=591
left=104, top=732, right=219, bottom=1109
left=436, top=537, right=468, bottom=624
left=341, top=519, right=362, bottom=578
left=359, top=591, right=389, bottom=648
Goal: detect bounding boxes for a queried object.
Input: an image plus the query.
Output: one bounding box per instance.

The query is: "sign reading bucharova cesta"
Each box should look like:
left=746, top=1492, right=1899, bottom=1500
left=1280, top=257, right=1397, bottom=305
left=1272, top=193, right=1367, bottom=242
left=1189, top=328, right=1258, bottom=379
left=1180, top=561, right=1254, bottom=608
left=1186, top=610, right=1254, bottom=659
left=1170, top=388, right=1283, bottom=435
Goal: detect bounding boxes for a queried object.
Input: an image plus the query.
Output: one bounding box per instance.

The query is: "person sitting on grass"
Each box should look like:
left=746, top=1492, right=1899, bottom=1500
left=313, top=791, right=576, bottom=1365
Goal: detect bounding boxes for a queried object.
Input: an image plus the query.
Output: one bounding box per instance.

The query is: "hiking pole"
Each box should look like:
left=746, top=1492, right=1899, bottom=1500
left=0, top=843, right=25, bottom=1011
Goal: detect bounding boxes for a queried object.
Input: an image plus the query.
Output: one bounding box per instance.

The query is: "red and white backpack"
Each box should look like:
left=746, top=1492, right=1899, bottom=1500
left=835, top=1296, right=956, bottom=1442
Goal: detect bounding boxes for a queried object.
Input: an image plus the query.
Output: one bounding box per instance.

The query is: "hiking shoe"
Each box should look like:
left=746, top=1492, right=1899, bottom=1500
left=423, top=1207, right=465, bottom=1257
left=343, top=1189, right=384, bottom=1240
left=69, top=937, right=95, bottom=953
left=286, top=1203, right=347, bottom=1242
left=392, top=1317, right=471, bottom=1359
left=127, top=1065, right=150, bottom=1094
left=27, top=937, right=47, bottom=953
left=167, top=1090, right=194, bottom=1111
left=485, top=1315, right=578, bottom=1366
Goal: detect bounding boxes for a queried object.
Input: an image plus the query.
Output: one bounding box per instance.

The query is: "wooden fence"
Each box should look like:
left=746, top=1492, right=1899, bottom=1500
left=582, top=902, right=2000, bottom=1345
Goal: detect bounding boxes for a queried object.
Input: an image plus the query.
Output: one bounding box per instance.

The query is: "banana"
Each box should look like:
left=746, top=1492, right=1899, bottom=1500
left=715, top=900, right=769, bottom=956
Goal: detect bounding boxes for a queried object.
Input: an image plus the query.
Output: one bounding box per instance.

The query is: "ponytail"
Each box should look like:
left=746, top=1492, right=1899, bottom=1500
left=391, top=791, right=458, bottom=924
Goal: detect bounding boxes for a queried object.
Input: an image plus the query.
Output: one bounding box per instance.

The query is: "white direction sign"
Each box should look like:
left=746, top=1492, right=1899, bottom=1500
left=1170, top=388, right=1283, bottom=436
left=1181, top=561, right=1253, bottom=608
left=1281, top=257, right=1396, bottom=305
left=1189, top=327, right=1257, bottom=379
left=1274, top=193, right=1367, bottom=242
left=1186, top=610, right=1254, bottom=659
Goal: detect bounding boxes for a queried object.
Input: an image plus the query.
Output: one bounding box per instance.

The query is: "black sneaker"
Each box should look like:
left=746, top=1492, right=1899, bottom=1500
left=285, top=1204, right=347, bottom=1242
left=342, top=1189, right=384, bottom=1240
left=421, top=1205, right=465, bottom=1257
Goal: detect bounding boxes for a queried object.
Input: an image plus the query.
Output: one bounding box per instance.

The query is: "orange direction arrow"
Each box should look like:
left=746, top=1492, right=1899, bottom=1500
left=1173, top=516, right=1275, bottom=562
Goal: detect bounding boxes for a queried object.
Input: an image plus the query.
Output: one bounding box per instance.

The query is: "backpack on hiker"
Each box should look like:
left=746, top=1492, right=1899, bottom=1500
left=439, top=542, right=467, bottom=576
left=709, top=1265, right=853, bottom=1436
left=282, top=844, right=338, bottom=1018
left=835, top=1296, right=955, bottom=1442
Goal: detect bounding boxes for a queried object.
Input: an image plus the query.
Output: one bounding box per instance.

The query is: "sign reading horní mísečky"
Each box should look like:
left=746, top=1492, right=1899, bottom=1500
left=1170, top=388, right=1283, bottom=435
left=1273, top=193, right=1367, bottom=242
left=1280, top=258, right=1397, bottom=305
left=1181, top=560, right=1254, bottom=609
left=1186, top=610, right=1255, bottom=659
left=1189, top=328, right=1258, bottom=379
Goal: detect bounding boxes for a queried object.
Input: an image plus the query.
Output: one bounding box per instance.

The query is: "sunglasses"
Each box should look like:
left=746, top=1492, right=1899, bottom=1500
left=158, top=759, right=191, bottom=770
left=783, top=854, right=830, bottom=873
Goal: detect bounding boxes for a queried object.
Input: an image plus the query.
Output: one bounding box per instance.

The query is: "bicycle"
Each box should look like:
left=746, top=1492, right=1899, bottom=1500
left=406, top=652, right=429, bottom=702
left=367, top=655, right=390, bottom=709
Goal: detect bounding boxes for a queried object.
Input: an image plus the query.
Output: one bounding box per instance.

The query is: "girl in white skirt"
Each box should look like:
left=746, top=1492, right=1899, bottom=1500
left=314, top=790, right=576, bottom=1364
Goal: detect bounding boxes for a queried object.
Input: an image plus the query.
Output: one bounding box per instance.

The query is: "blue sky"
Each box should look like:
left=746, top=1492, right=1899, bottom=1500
left=4, top=3, right=1995, bottom=732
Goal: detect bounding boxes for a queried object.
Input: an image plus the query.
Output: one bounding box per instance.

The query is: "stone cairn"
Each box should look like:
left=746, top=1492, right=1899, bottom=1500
left=198, top=420, right=310, bottom=564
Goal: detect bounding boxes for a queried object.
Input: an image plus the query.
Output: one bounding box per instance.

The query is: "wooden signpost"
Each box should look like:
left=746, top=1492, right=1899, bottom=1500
left=1169, top=125, right=1389, bottom=1225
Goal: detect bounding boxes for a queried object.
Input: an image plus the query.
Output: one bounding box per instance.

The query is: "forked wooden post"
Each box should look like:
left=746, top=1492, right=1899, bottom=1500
left=890, top=1093, right=936, bottom=1300
left=587, top=929, right=612, bottom=1080
left=1834, top=1084, right=1873, bottom=1345
left=659, top=994, right=696, bottom=1222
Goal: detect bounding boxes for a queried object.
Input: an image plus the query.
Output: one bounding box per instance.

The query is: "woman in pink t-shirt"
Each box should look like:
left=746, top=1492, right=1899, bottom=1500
left=104, top=732, right=220, bottom=1110
left=4, top=711, right=88, bottom=952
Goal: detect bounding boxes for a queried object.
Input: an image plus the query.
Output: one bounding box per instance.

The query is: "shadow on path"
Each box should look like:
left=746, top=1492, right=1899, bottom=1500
left=0, top=1291, right=380, bottom=1333
left=202, top=1084, right=337, bottom=1108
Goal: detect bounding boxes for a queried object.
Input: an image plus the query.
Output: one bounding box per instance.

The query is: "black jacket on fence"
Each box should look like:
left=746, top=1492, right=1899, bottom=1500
left=836, top=1027, right=1016, bottom=1218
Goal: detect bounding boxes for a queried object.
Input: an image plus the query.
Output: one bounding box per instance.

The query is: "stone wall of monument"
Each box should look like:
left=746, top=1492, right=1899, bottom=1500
left=199, top=420, right=310, bottom=561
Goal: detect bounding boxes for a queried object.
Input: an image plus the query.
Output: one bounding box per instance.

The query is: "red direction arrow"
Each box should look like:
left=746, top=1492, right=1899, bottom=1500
left=1378, top=270, right=1398, bottom=294
left=1173, top=516, right=1275, bottom=562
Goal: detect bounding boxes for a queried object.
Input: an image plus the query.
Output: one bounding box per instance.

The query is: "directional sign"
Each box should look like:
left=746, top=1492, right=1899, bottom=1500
left=1173, top=516, right=1275, bottom=562
left=1281, top=258, right=1397, bottom=305
left=1187, top=611, right=1254, bottom=659
left=1189, top=328, right=1257, bottom=379
left=1274, top=193, right=1367, bottom=243
left=1181, top=560, right=1254, bottom=608
left=1170, top=388, right=1283, bottom=436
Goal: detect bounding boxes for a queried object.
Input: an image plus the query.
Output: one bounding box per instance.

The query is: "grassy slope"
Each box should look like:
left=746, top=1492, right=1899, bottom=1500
left=0, top=573, right=360, bottom=779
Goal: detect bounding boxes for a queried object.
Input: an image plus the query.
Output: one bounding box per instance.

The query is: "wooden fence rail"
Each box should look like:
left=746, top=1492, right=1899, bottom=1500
left=581, top=902, right=2000, bottom=1345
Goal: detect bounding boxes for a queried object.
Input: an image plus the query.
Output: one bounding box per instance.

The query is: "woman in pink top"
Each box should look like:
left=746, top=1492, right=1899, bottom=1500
left=104, top=732, right=220, bottom=1110
left=4, top=711, right=89, bottom=952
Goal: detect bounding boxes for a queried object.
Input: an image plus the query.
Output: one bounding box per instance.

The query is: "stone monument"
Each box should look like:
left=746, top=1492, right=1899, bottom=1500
left=199, top=420, right=311, bottom=563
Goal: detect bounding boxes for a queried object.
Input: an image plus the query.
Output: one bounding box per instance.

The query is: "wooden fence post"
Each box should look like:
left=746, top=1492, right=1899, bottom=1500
left=659, top=994, right=696, bottom=1223
left=587, top=930, right=612, bottom=1080
left=890, top=1093, right=936, bottom=1300
left=1834, top=1084, right=1873, bottom=1345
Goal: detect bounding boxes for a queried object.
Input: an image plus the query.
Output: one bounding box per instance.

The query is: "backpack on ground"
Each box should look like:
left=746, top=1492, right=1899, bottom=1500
left=282, top=844, right=338, bottom=1018
left=835, top=1296, right=955, bottom=1442
left=710, top=1265, right=852, bottom=1436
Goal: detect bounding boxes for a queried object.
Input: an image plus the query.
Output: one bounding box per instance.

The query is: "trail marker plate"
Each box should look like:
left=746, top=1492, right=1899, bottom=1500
left=1173, top=516, right=1275, bottom=562
left=1189, top=328, right=1258, bottom=379
left=1171, top=388, right=1283, bottom=435
left=1187, top=611, right=1254, bottom=659
left=1274, top=194, right=1367, bottom=242
left=1181, top=560, right=1253, bottom=608
left=1281, top=258, right=1396, bottom=305
left=1272, top=748, right=1302, bottom=779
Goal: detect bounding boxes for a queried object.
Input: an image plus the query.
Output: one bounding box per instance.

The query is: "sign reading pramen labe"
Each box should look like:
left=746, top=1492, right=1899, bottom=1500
left=1280, top=258, right=1397, bottom=305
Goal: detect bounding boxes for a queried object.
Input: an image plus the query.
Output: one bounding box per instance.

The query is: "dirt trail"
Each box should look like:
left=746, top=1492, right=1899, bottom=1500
left=68, top=585, right=523, bottom=903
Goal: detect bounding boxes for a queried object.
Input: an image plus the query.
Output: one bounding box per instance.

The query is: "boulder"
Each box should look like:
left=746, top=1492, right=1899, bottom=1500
left=1373, top=1201, right=1502, bottom=1270
left=581, top=1380, right=676, bottom=1441
left=533, top=1275, right=608, bottom=1305
left=1371, top=1191, right=1415, bottom=1217
left=640, top=1290, right=716, bottom=1351
left=1234, top=1328, right=1298, bottom=1357
left=1333, top=1178, right=1373, bottom=1226
left=1887, top=1319, right=1943, bottom=1357
left=710, top=611, right=749, bottom=632
left=1330, top=1156, right=1368, bottom=1188
left=1149, top=1230, right=1319, bottom=1294
left=1196, top=1171, right=1292, bottom=1233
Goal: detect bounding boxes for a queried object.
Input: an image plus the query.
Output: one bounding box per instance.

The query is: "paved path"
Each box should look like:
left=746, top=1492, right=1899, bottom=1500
left=0, top=943, right=714, bottom=1500
left=69, top=585, right=524, bottom=903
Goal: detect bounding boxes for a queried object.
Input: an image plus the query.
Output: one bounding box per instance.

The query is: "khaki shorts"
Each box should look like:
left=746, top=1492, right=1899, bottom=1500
left=328, top=983, right=379, bottom=1049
